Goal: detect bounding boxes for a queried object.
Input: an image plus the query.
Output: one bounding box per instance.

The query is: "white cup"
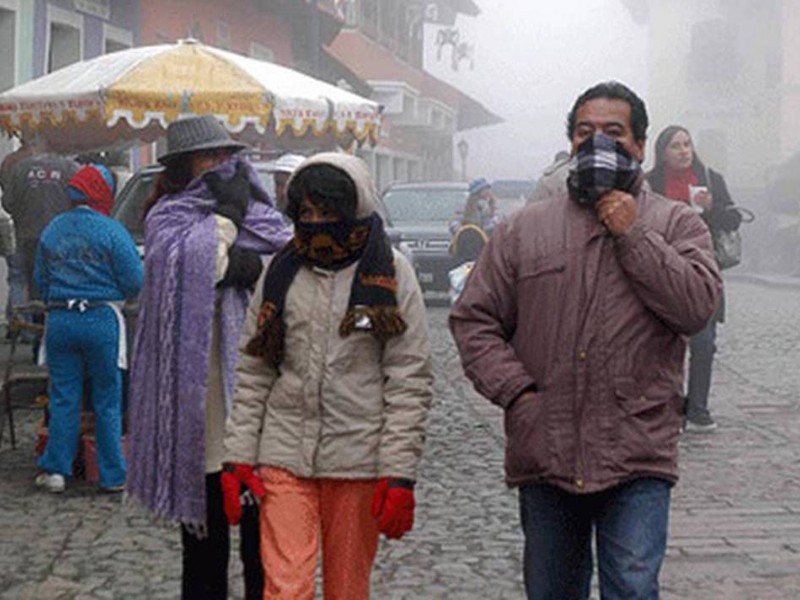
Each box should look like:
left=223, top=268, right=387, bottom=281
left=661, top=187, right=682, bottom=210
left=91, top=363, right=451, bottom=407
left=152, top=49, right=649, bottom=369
left=688, top=185, right=708, bottom=213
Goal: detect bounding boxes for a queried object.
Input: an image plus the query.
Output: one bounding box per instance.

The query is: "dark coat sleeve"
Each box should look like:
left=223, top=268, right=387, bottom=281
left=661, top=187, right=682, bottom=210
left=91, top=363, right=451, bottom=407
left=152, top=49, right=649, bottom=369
left=703, top=169, right=742, bottom=232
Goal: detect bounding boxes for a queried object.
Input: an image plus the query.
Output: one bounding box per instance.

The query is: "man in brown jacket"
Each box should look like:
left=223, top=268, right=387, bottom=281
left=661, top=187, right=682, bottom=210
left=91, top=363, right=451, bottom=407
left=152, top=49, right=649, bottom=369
left=450, top=81, right=722, bottom=600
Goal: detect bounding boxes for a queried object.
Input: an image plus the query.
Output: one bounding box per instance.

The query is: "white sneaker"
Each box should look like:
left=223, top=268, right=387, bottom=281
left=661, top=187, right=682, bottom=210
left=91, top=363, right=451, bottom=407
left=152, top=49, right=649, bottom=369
left=35, top=472, right=66, bottom=493
left=684, top=418, right=718, bottom=433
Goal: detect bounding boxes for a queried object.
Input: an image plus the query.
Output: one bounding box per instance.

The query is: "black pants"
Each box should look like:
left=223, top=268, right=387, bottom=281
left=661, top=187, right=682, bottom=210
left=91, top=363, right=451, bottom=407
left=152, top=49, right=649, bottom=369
left=181, top=472, right=263, bottom=600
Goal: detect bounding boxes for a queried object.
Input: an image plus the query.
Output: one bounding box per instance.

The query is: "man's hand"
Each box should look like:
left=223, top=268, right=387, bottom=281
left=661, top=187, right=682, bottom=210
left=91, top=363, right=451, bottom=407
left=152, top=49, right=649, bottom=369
left=597, top=190, right=637, bottom=236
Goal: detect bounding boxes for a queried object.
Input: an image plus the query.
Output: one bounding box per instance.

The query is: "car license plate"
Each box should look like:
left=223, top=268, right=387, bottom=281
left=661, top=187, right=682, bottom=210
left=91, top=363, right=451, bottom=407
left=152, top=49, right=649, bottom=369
left=418, top=272, right=434, bottom=283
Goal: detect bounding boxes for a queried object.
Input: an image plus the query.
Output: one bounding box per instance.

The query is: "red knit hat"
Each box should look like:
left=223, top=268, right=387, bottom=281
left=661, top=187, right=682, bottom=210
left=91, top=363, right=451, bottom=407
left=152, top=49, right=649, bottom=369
left=68, top=164, right=115, bottom=216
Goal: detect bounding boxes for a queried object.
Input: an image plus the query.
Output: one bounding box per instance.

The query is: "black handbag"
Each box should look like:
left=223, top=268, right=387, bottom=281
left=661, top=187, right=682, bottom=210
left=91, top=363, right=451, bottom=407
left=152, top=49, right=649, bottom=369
left=711, top=206, right=755, bottom=269
left=713, top=224, right=742, bottom=269
left=706, top=169, right=754, bottom=269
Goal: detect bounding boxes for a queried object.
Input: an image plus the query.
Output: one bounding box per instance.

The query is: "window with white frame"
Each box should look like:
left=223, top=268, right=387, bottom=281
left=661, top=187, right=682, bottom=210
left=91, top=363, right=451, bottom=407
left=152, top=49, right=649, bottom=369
left=103, top=23, right=133, bottom=55
left=0, top=0, right=17, bottom=92
left=0, top=0, right=17, bottom=161
left=46, top=5, right=83, bottom=73
left=343, top=0, right=357, bottom=27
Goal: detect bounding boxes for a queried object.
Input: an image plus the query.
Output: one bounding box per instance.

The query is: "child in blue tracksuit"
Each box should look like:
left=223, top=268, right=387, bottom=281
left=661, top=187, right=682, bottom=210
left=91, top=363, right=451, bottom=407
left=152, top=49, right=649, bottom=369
left=34, top=164, right=143, bottom=493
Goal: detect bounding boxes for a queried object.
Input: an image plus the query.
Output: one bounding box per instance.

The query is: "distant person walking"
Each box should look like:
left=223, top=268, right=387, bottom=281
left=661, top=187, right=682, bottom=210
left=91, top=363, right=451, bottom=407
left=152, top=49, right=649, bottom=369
left=1, top=141, right=30, bottom=329
left=647, top=125, right=742, bottom=432
left=450, top=82, right=722, bottom=599
left=449, top=177, right=500, bottom=235
left=527, top=150, right=571, bottom=205
left=0, top=204, right=15, bottom=260
left=267, top=152, right=305, bottom=214
left=33, top=164, right=142, bottom=494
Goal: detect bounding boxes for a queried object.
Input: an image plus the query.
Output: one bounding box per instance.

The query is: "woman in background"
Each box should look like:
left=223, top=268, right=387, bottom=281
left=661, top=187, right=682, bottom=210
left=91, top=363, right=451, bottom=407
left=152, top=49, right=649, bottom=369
left=647, top=125, right=742, bottom=433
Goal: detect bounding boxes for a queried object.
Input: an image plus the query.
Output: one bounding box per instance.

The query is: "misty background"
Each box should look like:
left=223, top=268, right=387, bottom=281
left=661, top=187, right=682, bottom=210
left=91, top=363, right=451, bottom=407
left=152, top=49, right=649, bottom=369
left=424, top=0, right=649, bottom=180
left=424, top=0, right=800, bottom=275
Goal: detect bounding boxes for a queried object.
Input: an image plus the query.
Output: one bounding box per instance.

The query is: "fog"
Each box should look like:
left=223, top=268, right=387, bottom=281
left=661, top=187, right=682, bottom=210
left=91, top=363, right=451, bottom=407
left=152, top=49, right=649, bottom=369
left=423, top=0, right=800, bottom=274
left=424, top=0, right=649, bottom=179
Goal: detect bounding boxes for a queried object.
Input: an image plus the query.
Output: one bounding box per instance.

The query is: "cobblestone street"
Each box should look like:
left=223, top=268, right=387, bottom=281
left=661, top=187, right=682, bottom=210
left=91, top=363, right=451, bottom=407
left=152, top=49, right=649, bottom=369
left=2, top=277, right=800, bottom=599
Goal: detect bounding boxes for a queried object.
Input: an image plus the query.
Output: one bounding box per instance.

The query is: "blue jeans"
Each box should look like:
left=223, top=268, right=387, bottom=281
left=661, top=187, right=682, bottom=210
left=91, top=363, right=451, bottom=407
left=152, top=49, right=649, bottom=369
left=519, top=477, right=671, bottom=600
left=686, top=318, right=717, bottom=421
left=37, top=306, right=126, bottom=488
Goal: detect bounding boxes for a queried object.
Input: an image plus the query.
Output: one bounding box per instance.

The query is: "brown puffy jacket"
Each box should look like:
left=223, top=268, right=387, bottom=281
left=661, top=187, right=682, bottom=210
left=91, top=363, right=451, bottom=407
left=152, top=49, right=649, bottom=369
left=450, top=186, right=721, bottom=493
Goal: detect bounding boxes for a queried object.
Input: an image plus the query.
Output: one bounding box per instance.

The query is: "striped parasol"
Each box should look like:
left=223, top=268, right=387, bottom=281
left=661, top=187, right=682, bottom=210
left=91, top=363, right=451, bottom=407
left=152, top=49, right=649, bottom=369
left=0, top=39, right=381, bottom=153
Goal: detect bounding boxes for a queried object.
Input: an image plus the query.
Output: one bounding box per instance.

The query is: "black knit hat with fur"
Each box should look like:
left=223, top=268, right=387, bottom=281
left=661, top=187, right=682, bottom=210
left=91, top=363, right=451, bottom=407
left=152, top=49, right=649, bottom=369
left=284, top=163, right=357, bottom=222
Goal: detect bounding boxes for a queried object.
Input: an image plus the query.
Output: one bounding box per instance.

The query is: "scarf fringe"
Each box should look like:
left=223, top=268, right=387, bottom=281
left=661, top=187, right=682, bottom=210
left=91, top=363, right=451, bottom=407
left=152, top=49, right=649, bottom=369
left=339, top=306, right=407, bottom=341
left=122, top=492, right=206, bottom=537
left=244, top=311, right=285, bottom=367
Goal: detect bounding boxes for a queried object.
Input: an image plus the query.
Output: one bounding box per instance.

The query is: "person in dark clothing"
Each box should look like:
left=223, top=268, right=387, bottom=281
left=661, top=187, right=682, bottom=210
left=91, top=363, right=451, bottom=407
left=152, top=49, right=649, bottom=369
left=450, top=82, right=721, bottom=599
left=451, top=223, right=489, bottom=265
left=447, top=223, right=489, bottom=304
left=1, top=144, right=79, bottom=299
left=647, top=125, right=742, bottom=433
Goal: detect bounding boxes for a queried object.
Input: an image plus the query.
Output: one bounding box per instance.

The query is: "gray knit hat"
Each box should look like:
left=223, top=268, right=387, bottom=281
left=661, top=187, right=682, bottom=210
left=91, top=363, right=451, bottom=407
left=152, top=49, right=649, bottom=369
left=158, top=115, right=247, bottom=165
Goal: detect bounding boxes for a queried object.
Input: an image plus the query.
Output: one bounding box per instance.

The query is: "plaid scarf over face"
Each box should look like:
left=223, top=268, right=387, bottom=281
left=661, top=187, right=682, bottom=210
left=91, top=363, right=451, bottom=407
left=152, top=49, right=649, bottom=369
left=567, top=132, right=644, bottom=206
left=245, top=212, right=406, bottom=367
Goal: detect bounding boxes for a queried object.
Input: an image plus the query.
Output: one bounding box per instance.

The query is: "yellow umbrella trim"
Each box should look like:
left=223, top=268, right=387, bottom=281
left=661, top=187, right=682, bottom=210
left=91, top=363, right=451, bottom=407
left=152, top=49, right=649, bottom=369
left=274, top=117, right=379, bottom=143
left=105, top=43, right=272, bottom=129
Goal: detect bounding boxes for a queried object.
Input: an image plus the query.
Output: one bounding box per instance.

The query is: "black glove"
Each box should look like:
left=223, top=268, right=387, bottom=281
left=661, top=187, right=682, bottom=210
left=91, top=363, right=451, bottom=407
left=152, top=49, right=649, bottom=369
left=219, top=246, right=263, bottom=289
left=205, top=162, right=251, bottom=228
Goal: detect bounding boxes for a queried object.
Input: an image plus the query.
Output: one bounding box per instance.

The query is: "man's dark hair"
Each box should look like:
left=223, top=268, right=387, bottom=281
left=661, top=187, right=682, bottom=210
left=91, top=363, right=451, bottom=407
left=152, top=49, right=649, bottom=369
left=566, top=81, right=649, bottom=143
left=286, top=163, right=358, bottom=222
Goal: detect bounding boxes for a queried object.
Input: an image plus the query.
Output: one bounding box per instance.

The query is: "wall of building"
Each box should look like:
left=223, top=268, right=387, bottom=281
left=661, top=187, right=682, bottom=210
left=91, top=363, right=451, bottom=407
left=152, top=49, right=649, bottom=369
left=778, top=0, right=800, bottom=162
left=138, top=0, right=294, bottom=66
left=32, top=0, right=138, bottom=79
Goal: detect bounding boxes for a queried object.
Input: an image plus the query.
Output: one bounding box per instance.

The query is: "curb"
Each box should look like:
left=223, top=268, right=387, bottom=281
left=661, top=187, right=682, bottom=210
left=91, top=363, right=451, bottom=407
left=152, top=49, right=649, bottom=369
left=725, top=271, right=800, bottom=290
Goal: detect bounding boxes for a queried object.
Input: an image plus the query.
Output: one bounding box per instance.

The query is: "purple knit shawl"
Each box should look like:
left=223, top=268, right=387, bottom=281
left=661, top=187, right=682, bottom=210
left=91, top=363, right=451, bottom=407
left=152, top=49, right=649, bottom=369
left=127, top=157, right=291, bottom=525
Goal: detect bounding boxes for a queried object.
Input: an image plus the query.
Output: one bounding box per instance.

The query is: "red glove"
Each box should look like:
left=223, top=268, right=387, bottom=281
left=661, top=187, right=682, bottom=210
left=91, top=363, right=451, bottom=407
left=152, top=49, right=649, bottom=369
left=221, top=463, right=266, bottom=525
left=371, top=477, right=416, bottom=539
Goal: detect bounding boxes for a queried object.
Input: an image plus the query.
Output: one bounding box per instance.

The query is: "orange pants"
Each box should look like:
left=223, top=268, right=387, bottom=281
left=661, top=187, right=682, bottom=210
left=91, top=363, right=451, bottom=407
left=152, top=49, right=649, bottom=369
left=259, top=467, right=380, bottom=600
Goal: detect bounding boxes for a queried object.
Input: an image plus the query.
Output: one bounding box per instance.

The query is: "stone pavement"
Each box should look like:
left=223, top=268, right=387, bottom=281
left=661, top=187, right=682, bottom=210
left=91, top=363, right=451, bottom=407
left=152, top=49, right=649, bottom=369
left=1, top=278, right=800, bottom=599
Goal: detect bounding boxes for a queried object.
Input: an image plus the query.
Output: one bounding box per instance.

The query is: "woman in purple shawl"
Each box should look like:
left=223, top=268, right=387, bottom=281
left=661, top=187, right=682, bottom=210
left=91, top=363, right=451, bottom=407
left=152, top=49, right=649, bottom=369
left=126, top=115, right=291, bottom=600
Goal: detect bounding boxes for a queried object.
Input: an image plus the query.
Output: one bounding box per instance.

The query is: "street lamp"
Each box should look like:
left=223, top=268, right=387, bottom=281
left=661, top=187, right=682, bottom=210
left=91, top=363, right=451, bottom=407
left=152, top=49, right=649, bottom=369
left=457, top=138, right=469, bottom=181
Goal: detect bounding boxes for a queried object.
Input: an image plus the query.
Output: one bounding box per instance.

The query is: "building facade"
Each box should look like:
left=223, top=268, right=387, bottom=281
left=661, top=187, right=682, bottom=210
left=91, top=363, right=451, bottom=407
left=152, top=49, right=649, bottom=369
left=0, top=0, right=139, bottom=159
left=627, top=0, right=798, bottom=191
left=327, top=0, right=500, bottom=189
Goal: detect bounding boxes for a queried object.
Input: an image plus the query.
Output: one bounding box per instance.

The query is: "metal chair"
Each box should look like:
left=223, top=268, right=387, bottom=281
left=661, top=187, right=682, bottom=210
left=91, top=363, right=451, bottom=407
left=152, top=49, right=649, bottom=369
left=0, top=302, right=49, bottom=449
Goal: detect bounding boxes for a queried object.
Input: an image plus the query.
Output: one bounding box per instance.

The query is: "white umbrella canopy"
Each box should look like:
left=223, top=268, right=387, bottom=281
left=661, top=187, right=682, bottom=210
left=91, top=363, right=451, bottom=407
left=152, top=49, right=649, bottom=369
left=0, top=39, right=382, bottom=153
